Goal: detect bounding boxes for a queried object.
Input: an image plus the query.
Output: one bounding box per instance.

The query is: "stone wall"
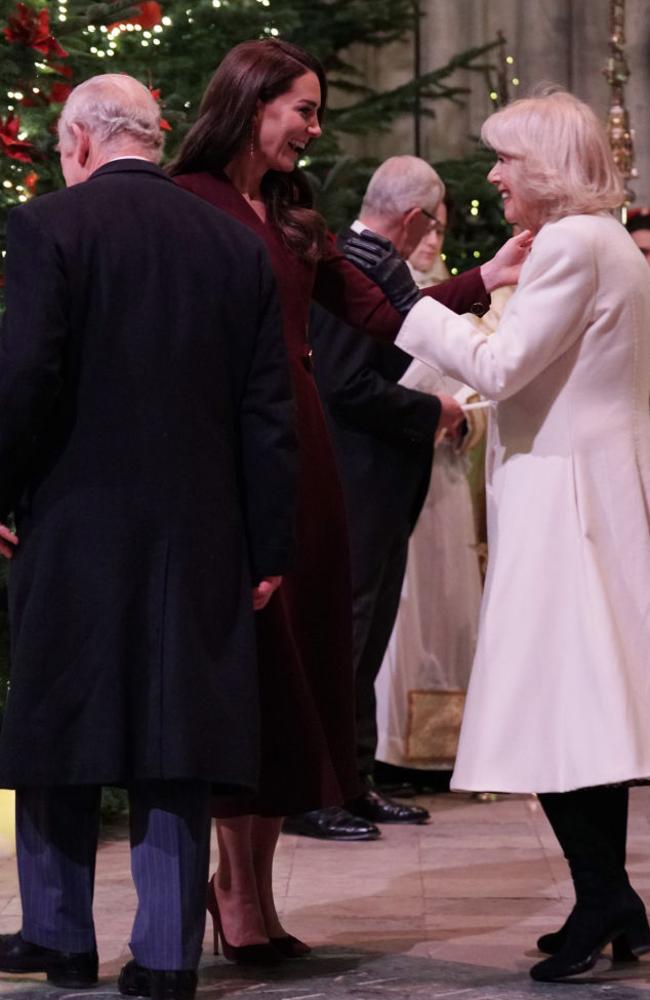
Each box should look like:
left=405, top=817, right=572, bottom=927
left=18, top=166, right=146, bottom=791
left=339, top=0, right=650, bottom=206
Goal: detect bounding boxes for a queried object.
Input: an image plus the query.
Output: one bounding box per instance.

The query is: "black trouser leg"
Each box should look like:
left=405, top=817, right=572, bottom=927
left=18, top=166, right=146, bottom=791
left=352, top=532, right=409, bottom=781
left=17, top=786, right=101, bottom=953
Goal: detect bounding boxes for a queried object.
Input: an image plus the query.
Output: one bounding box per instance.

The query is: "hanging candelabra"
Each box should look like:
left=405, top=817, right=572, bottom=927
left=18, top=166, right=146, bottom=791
left=603, top=0, right=637, bottom=209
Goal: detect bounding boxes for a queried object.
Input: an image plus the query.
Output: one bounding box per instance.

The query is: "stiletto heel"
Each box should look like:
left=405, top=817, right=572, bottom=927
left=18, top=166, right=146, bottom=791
left=206, top=877, right=283, bottom=966
left=206, top=877, right=221, bottom=955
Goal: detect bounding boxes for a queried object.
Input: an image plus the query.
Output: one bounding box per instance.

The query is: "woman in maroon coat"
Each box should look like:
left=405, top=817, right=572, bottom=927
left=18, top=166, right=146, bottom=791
left=170, top=39, right=522, bottom=961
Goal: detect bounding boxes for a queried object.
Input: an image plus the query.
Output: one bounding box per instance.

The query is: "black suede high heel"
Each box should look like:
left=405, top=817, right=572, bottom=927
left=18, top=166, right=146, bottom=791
left=537, top=908, right=638, bottom=962
left=533, top=787, right=650, bottom=981
left=206, top=878, right=283, bottom=966
left=530, top=899, right=650, bottom=981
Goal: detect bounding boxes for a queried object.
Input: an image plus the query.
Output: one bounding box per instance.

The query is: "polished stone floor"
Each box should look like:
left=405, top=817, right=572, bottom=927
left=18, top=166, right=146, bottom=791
left=2, top=789, right=650, bottom=998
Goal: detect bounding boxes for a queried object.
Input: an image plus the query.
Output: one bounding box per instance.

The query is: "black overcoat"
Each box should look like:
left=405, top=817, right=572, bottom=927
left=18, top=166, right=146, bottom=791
left=0, top=159, right=297, bottom=789
left=310, top=227, right=441, bottom=562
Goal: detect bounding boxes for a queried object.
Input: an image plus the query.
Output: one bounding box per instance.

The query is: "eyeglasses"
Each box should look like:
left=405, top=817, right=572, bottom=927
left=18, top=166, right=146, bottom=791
left=420, top=207, right=446, bottom=235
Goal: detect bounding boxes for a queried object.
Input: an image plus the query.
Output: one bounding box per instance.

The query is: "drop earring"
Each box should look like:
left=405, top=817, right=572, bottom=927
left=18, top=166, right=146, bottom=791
left=249, top=125, right=255, bottom=160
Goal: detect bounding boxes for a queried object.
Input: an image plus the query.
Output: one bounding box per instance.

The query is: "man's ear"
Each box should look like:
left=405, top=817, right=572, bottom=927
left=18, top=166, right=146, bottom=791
left=398, top=206, right=421, bottom=247
left=403, top=206, right=422, bottom=230
left=71, top=122, right=90, bottom=167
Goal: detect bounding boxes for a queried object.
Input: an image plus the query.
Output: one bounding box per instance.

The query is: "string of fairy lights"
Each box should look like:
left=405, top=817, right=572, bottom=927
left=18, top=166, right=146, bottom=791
left=86, top=15, right=171, bottom=59
left=81, top=0, right=273, bottom=60
left=87, top=22, right=166, bottom=59
left=488, top=54, right=520, bottom=102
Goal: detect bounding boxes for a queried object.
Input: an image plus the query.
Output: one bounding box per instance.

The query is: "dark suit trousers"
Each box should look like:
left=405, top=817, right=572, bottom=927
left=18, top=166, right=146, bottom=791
left=16, top=781, right=211, bottom=970
left=351, top=528, right=410, bottom=779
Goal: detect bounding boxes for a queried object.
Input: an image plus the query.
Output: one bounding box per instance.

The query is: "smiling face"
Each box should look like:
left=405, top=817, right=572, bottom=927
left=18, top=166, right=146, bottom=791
left=255, top=71, right=322, bottom=173
left=488, top=153, right=541, bottom=233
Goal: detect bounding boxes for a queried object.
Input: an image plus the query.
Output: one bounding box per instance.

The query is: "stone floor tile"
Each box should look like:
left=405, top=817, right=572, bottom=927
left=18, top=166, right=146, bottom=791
left=285, top=876, right=423, bottom=902
left=0, top=791, right=649, bottom=997
left=282, top=892, right=424, bottom=917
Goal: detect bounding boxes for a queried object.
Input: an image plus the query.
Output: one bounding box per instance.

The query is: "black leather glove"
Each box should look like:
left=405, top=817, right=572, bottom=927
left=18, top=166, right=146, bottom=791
left=343, top=231, right=421, bottom=316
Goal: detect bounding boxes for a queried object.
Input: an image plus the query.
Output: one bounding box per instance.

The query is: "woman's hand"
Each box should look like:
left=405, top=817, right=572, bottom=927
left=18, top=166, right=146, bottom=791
left=252, top=575, right=282, bottom=611
left=457, top=395, right=488, bottom=454
left=0, top=524, right=18, bottom=560
left=436, top=393, right=466, bottom=445
left=480, top=230, right=532, bottom=292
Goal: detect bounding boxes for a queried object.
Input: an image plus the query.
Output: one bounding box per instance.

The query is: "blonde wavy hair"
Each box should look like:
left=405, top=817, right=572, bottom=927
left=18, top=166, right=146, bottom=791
left=481, top=89, right=624, bottom=225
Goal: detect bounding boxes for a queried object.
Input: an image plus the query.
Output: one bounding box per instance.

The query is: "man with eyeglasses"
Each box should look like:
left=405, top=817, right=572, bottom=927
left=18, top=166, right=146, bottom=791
left=283, top=156, right=489, bottom=843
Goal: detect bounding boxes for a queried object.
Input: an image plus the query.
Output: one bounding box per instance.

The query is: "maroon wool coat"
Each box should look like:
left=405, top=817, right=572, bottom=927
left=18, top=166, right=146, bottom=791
left=174, top=171, right=489, bottom=815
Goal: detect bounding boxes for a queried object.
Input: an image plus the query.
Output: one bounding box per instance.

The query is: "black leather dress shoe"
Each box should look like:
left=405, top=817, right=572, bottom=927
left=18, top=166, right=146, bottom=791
left=349, top=789, right=430, bottom=824
left=374, top=780, right=419, bottom=799
left=0, top=931, right=98, bottom=987
left=119, top=959, right=197, bottom=1000
left=283, top=807, right=381, bottom=841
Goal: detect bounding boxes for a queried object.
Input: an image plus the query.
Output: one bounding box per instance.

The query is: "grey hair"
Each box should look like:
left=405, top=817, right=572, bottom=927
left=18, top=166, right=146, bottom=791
left=360, top=156, right=445, bottom=218
left=58, top=74, right=163, bottom=161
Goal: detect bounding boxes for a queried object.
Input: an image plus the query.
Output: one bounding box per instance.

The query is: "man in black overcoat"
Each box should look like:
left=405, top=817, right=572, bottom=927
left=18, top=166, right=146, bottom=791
left=0, top=74, right=296, bottom=999
left=293, top=158, right=471, bottom=842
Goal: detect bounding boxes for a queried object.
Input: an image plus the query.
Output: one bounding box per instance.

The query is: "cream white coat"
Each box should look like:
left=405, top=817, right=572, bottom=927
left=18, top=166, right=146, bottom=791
left=395, top=214, right=650, bottom=793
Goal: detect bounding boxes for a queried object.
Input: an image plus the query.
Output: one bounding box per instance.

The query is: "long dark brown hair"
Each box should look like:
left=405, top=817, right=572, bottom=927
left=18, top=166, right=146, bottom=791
left=169, top=39, right=328, bottom=263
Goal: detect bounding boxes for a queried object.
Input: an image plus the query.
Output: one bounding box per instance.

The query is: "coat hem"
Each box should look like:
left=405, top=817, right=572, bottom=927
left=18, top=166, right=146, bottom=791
left=450, top=771, right=650, bottom=795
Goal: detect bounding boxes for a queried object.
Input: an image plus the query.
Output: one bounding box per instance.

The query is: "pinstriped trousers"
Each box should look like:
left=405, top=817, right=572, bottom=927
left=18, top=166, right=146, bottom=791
left=16, top=781, right=211, bottom=971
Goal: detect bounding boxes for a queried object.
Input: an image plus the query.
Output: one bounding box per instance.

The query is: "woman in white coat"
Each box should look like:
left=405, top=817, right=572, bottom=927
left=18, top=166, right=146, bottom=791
left=390, top=91, right=650, bottom=982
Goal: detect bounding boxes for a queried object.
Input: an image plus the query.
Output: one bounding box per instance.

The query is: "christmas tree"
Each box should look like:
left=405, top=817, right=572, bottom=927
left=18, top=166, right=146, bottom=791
left=0, top=0, right=502, bottom=273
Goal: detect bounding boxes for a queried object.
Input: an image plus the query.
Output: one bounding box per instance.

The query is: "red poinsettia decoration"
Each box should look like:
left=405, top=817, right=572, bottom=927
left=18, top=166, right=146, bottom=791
left=0, top=114, right=34, bottom=163
left=149, top=88, right=172, bottom=131
left=4, top=3, right=68, bottom=59
left=49, top=81, right=73, bottom=103
left=108, top=1, right=162, bottom=30
left=24, top=170, right=39, bottom=193
left=20, top=79, right=72, bottom=108
left=133, top=1, right=162, bottom=28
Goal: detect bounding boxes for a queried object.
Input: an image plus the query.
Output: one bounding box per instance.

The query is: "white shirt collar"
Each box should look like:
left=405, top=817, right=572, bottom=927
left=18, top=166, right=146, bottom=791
left=105, top=155, right=154, bottom=164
